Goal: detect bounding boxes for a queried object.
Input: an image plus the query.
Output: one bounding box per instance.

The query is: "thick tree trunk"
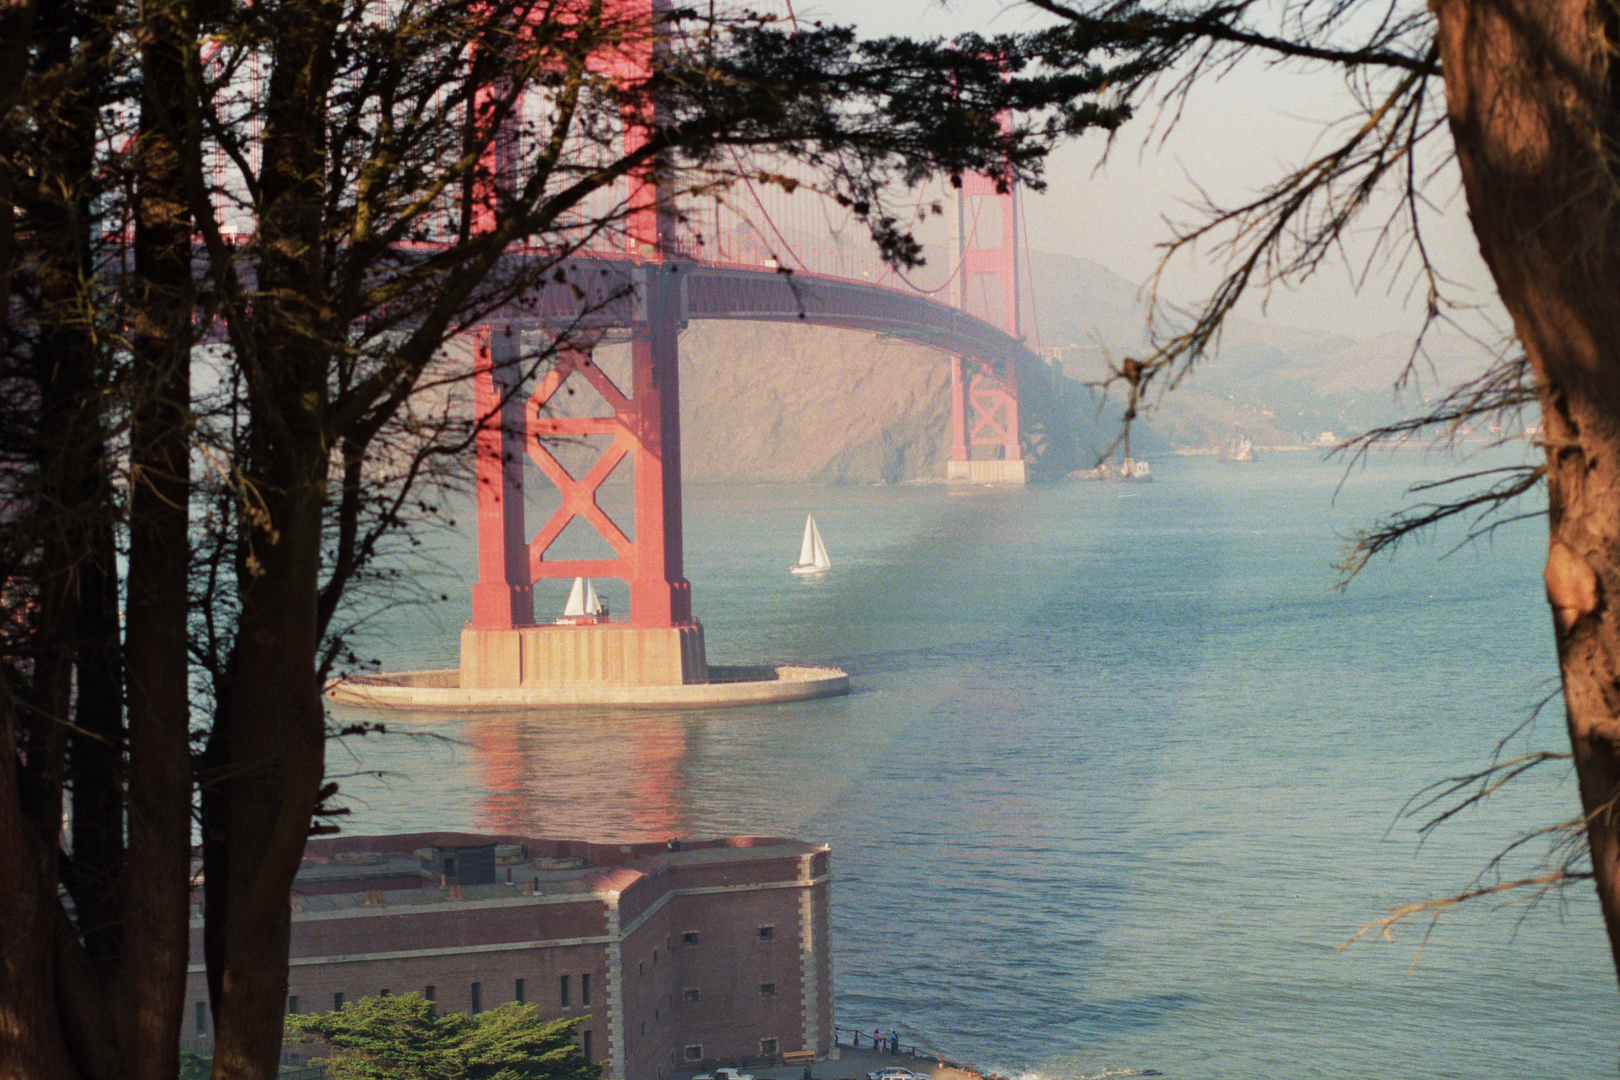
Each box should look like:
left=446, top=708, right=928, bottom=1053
left=201, top=6, right=338, bottom=1077
left=122, top=0, right=198, bottom=1072
left=0, top=684, right=79, bottom=1080
left=202, top=504, right=327, bottom=1080
left=1433, top=0, right=1620, bottom=981
left=9, top=0, right=127, bottom=1072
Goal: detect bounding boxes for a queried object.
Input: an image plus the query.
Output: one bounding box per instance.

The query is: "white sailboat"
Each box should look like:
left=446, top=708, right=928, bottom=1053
left=557, top=576, right=607, bottom=623
left=790, top=514, right=831, bottom=575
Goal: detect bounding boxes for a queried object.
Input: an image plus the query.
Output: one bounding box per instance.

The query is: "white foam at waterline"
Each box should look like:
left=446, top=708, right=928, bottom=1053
left=1004, top=1069, right=1162, bottom=1080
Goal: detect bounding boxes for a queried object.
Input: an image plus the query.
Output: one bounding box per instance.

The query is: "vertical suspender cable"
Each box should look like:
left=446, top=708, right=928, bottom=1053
left=1018, top=185, right=1040, bottom=352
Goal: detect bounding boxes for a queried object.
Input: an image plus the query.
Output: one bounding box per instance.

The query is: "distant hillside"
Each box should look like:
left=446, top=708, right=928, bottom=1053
left=677, top=321, right=952, bottom=483
left=1026, top=250, right=1500, bottom=449
left=666, top=320, right=1123, bottom=482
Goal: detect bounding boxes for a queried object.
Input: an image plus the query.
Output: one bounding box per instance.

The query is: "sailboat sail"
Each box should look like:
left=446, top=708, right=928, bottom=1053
left=562, top=577, right=588, bottom=617
left=808, top=522, right=829, bottom=569
left=561, top=577, right=605, bottom=619
left=791, top=514, right=831, bottom=574
left=796, top=519, right=817, bottom=567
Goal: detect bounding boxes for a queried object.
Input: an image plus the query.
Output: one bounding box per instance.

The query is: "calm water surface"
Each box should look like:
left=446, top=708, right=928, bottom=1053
left=332, top=453, right=1615, bottom=1079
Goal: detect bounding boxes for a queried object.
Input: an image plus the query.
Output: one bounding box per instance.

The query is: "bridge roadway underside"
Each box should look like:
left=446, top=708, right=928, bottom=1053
left=497, top=254, right=1048, bottom=485
left=495, top=253, right=1043, bottom=374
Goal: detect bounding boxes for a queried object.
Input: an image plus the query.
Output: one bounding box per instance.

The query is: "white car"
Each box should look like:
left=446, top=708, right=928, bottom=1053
left=868, top=1069, right=929, bottom=1080
left=693, top=1071, right=756, bottom=1080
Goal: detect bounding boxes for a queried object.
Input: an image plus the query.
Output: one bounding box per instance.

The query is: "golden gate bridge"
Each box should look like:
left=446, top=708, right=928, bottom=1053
left=233, top=0, right=1055, bottom=702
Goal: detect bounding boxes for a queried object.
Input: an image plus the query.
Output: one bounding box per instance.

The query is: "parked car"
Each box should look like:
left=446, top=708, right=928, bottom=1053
left=868, top=1069, right=930, bottom=1080
left=692, top=1070, right=756, bottom=1080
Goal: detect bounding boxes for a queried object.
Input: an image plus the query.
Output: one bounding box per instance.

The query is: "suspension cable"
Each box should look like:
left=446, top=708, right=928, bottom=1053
left=1018, top=185, right=1040, bottom=348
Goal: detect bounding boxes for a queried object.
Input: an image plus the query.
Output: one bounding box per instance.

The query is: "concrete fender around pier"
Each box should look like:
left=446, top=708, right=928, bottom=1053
left=325, top=664, right=849, bottom=712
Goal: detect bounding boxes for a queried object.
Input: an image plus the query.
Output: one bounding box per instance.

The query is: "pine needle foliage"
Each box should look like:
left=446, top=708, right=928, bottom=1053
left=286, top=994, right=599, bottom=1080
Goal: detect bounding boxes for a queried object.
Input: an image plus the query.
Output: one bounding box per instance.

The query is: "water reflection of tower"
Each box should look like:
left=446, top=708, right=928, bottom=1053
left=466, top=713, right=688, bottom=841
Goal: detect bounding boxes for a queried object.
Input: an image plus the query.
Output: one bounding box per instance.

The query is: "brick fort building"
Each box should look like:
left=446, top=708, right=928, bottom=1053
left=184, top=832, right=833, bottom=1080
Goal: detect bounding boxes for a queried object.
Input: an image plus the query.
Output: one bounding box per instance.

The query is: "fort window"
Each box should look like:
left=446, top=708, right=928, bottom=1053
left=583, top=1030, right=594, bottom=1063
left=760, top=983, right=775, bottom=997
left=682, top=931, right=700, bottom=945
left=652, top=948, right=658, bottom=963
left=470, top=981, right=482, bottom=1014
left=760, top=1038, right=778, bottom=1057
left=560, top=974, right=570, bottom=1007
left=424, top=985, right=435, bottom=1002
left=581, top=973, right=591, bottom=1005
left=333, top=992, right=344, bottom=1010
left=758, top=925, right=775, bottom=940
left=685, top=1046, right=703, bottom=1062
left=195, top=1001, right=207, bottom=1035
left=287, top=995, right=299, bottom=1015
left=380, top=988, right=391, bottom=997
left=515, top=978, right=526, bottom=1004
left=683, top=988, right=701, bottom=1003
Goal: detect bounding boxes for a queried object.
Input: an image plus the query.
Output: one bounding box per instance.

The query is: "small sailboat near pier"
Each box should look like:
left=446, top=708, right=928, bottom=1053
left=790, top=514, right=831, bottom=575
left=555, top=576, right=609, bottom=624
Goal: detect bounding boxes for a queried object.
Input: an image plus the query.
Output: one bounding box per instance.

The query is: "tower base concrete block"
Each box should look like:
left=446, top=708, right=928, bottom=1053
left=947, top=459, right=1027, bottom=485
left=460, top=623, right=708, bottom=689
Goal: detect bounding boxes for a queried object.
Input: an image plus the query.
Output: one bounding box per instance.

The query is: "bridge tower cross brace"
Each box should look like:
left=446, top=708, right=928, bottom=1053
left=465, top=272, right=696, bottom=610
left=948, top=174, right=1026, bottom=485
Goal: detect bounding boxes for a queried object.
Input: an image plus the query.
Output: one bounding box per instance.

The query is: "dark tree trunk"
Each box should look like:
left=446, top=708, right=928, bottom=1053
left=7, top=0, right=126, bottom=1072
left=0, top=682, right=79, bottom=1079
left=1433, top=0, right=1620, bottom=983
left=122, top=0, right=198, bottom=1072
left=203, top=505, right=327, bottom=1080
left=201, top=5, right=337, bottom=1078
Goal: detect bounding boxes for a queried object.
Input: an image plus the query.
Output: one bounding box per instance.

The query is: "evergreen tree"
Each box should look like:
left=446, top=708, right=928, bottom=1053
left=286, top=995, right=599, bottom=1080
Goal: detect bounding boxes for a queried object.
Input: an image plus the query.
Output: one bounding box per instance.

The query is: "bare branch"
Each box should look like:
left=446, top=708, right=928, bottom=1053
left=1342, top=869, right=1589, bottom=965
left=1334, top=464, right=1545, bottom=582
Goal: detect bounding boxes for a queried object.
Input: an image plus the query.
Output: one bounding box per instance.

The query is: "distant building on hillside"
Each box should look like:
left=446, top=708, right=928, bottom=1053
left=184, top=832, right=832, bottom=1080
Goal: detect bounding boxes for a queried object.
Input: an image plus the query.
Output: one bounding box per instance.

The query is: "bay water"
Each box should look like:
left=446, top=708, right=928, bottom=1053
left=331, top=452, right=1615, bottom=1079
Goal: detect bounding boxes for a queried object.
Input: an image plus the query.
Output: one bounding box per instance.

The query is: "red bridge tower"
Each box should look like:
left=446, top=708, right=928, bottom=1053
left=460, top=0, right=707, bottom=691
left=947, top=174, right=1026, bottom=485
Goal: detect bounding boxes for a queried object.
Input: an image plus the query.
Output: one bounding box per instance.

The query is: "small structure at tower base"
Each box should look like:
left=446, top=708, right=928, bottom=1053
left=948, top=459, right=1027, bottom=484
left=461, top=623, right=709, bottom=689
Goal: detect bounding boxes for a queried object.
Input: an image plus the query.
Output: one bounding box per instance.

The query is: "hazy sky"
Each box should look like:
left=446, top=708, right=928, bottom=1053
left=793, top=0, right=1507, bottom=345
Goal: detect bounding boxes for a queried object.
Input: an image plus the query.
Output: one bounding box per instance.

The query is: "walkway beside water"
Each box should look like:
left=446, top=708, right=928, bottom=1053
left=687, top=1029, right=997, bottom=1080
